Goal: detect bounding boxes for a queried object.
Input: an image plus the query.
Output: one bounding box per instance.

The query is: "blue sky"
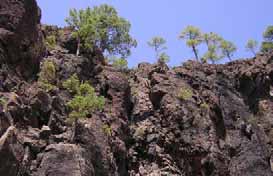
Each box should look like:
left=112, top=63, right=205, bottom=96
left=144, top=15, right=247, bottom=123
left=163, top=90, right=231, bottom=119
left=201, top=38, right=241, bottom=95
left=37, top=0, right=272, bottom=67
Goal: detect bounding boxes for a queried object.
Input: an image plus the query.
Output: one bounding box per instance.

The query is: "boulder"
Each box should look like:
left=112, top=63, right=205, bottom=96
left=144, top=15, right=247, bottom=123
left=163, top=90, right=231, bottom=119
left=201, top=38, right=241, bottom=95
left=35, top=144, right=94, bottom=176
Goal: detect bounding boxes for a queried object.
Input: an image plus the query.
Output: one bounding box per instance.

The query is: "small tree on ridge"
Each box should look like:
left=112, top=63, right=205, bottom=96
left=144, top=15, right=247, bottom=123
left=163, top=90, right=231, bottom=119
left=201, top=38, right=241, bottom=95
left=202, top=32, right=223, bottom=63
left=246, top=39, right=258, bottom=56
left=179, top=26, right=202, bottom=61
left=65, top=5, right=137, bottom=57
left=220, top=40, right=237, bottom=61
left=148, top=37, right=167, bottom=58
left=261, top=26, right=273, bottom=53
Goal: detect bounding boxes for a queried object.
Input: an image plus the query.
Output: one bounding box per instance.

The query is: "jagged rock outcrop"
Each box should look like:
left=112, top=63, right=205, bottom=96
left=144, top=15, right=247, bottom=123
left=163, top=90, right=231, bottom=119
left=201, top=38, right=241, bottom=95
left=0, top=0, right=45, bottom=76
left=0, top=0, right=273, bottom=175
left=35, top=143, right=94, bottom=176
left=127, top=54, right=273, bottom=175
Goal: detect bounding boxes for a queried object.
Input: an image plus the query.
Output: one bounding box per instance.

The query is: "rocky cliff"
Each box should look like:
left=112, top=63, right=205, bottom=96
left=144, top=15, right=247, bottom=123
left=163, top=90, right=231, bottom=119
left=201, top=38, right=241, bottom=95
left=0, top=0, right=273, bottom=176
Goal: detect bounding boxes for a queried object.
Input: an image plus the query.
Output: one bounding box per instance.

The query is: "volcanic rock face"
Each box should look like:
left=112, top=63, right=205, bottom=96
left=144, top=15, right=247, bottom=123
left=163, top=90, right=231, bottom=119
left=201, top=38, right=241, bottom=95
left=0, top=0, right=273, bottom=176
left=127, top=56, right=273, bottom=176
left=0, top=0, right=45, bottom=76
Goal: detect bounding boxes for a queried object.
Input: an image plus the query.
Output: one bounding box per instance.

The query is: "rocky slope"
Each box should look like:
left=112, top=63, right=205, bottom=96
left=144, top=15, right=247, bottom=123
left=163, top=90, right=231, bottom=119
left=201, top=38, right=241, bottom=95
left=0, top=0, right=273, bottom=176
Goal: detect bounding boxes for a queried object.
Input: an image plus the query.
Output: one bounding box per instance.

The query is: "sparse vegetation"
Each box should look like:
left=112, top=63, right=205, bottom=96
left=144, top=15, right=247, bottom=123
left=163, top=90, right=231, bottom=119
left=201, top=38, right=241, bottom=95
left=102, top=124, right=112, bottom=136
left=200, top=102, right=209, bottom=110
left=261, top=42, right=273, bottom=53
left=0, top=96, right=7, bottom=107
left=220, top=40, right=237, bottom=61
left=261, top=26, right=273, bottom=53
left=65, top=4, right=137, bottom=57
left=158, top=52, right=170, bottom=64
left=64, top=74, right=105, bottom=121
left=179, top=26, right=238, bottom=63
left=202, top=32, right=223, bottom=63
left=58, top=30, right=65, bottom=39
left=66, top=87, right=105, bottom=120
left=109, top=57, right=128, bottom=71
left=63, top=74, right=80, bottom=94
left=148, top=37, right=167, bottom=57
left=64, top=4, right=271, bottom=64
left=203, top=32, right=223, bottom=47
left=38, top=60, right=56, bottom=92
left=263, top=26, right=273, bottom=41
left=63, top=74, right=105, bottom=141
left=203, top=45, right=222, bottom=64
left=178, top=87, right=193, bottom=101
left=246, top=39, right=258, bottom=56
left=45, top=35, right=57, bottom=50
left=179, top=26, right=202, bottom=61
left=148, top=36, right=170, bottom=63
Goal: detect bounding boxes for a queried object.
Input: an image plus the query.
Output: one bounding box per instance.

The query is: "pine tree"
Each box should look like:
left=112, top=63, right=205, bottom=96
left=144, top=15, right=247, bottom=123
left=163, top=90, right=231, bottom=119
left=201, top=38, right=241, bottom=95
left=261, top=26, right=273, bottom=53
left=202, top=32, right=223, bottom=63
left=246, top=39, right=258, bottom=56
left=148, top=36, right=167, bottom=59
left=179, top=26, right=202, bottom=61
left=65, top=5, right=137, bottom=57
left=220, top=40, right=237, bottom=61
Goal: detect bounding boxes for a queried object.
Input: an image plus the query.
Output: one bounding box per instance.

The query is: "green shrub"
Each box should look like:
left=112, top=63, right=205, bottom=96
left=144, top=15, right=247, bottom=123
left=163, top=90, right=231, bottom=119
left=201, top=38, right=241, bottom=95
left=200, top=102, right=209, bottom=110
left=63, top=74, right=80, bottom=94
left=261, top=42, right=273, bottom=53
left=45, top=35, right=57, bottom=50
left=58, top=30, right=65, bottom=39
left=79, top=83, right=95, bottom=96
left=64, top=74, right=105, bottom=121
left=38, top=60, right=56, bottom=92
left=38, top=82, right=56, bottom=92
left=0, top=97, right=7, bottom=107
left=109, top=57, right=128, bottom=71
left=67, top=95, right=105, bottom=120
left=158, top=52, right=170, bottom=63
left=260, top=26, right=273, bottom=53
left=178, top=88, right=193, bottom=101
left=102, top=124, right=112, bottom=136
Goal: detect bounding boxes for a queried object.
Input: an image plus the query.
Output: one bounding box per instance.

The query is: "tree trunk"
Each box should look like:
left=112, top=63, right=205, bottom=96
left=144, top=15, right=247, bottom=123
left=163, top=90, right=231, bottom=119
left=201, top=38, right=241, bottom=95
left=155, top=47, right=160, bottom=60
left=76, top=37, right=80, bottom=56
left=192, top=45, right=199, bottom=62
left=211, top=59, right=215, bottom=64
left=227, top=53, right=232, bottom=62
left=251, top=49, right=256, bottom=57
